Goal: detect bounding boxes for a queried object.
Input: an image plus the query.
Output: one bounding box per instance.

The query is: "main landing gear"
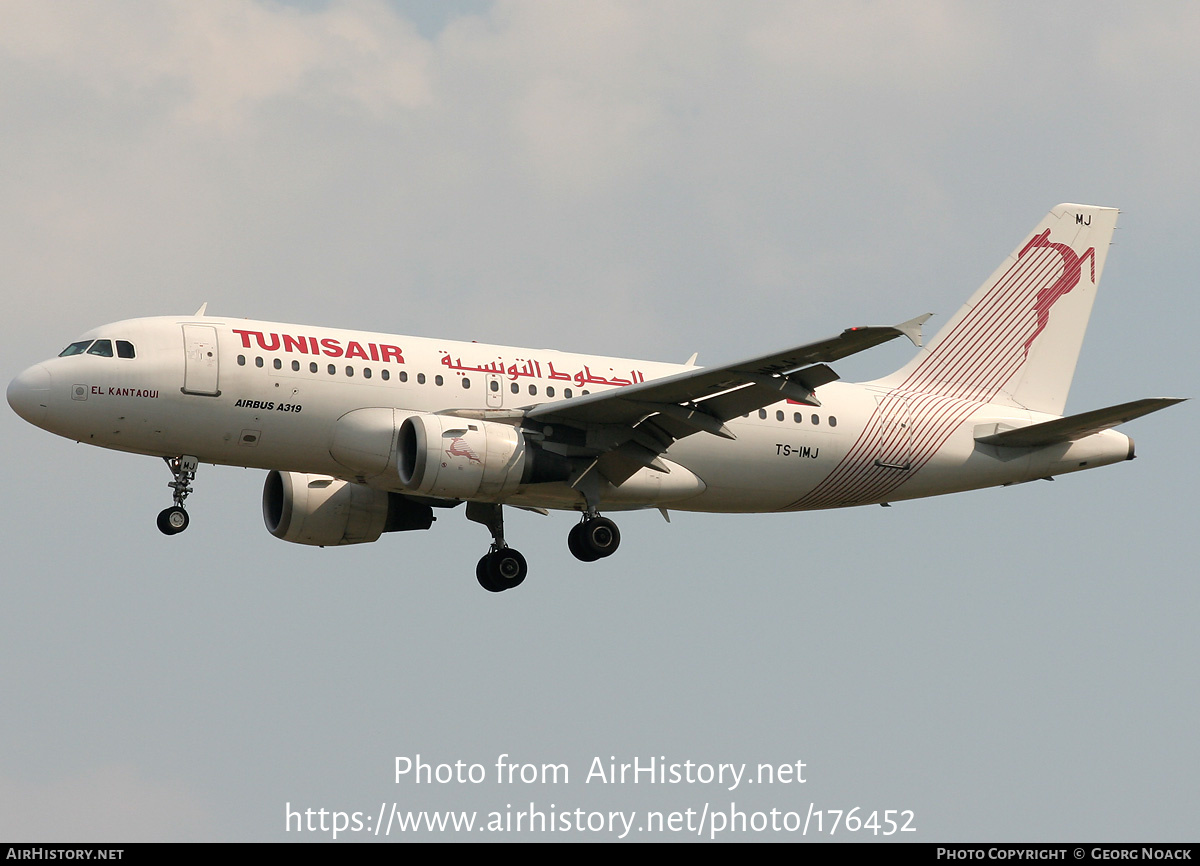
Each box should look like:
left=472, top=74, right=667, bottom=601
left=467, top=502, right=529, bottom=593
left=567, top=514, right=621, bottom=562
left=466, top=503, right=623, bottom=592
left=157, top=455, right=198, bottom=536
left=476, top=547, right=528, bottom=594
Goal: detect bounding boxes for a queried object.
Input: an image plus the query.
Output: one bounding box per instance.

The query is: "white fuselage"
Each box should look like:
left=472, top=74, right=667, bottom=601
left=10, top=314, right=1133, bottom=515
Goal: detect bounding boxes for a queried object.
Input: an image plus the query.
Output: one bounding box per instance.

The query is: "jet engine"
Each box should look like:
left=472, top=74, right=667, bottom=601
left=397, top=414, right=530, bottom=500
left=263, top=470, right=433, bottom=546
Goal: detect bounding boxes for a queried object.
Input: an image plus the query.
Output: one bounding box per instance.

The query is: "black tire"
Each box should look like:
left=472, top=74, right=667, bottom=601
left=477, top=555, right=504, bottom=592
left=486, top=548, right=527, bottom=590
left=581, top=517, right=620, bottom=558
left=157, top=507, right=189, bottom=535
left=568, top=522, right=601, bottom=562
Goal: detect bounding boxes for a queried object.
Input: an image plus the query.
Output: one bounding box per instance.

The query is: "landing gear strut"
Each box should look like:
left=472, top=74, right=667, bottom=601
left=466, top=502, right=528, bottom=592
left=567, top=514, right=621, bottom=562
left=157, top=455, right=198, bottom=536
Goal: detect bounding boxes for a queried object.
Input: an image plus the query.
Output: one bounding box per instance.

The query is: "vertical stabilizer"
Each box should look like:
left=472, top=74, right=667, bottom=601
left=880, top=204, right=1119, bottom=415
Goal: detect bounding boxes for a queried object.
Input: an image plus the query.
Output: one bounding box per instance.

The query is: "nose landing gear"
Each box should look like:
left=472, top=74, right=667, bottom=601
left=157, top=455, right=198, bottom=536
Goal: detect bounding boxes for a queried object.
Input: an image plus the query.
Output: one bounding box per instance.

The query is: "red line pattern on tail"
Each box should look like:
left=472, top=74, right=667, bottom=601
left=785, top=228, right=1096, bottom=510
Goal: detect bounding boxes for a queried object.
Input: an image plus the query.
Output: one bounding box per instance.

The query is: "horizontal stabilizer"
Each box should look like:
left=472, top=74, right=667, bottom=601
left=975, top=398, right=1185, bottom=448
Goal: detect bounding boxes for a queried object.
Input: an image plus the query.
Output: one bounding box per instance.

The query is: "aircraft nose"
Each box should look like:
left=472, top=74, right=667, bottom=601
left=7, top=364, right=52, bottom=427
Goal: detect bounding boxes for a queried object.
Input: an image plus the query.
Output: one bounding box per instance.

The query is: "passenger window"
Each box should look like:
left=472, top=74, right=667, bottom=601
left=811, top=414, right=819, bottom=425
left=794, top=412, right=802, bottom=423
left=364, top=367, right=372, bottom=379
left=59, top=341, right=92, bottom=357
left=346, top=366, right=354, bottom=377
left=435, top=375, right=444, bottom=386
left=565, top=388, right=572, bottom=398
left=328, top=364, right=336, bottom=375
left=273, top=358, right=282, bottom=370
left=758, top=409, right=767, bottom=419
left=87, top=340, right=113, bottom=357
left=490, top=380, right=499, bottom=392
left=381, top=369, right=390, bottom=381
left=399, top=371, right=408, bottom=383
left=529, top=385, right=537, bottom=395
left=291, top=360, right=300, bottom=372
left=510, top=383, right=519, bottom=394
left=116, top=340, right=135, bottom=359
left=546, top=386, right=555, bottom=398
left=829, top=416, right=837, bottom=427
left=776, top=410, right=784, bottom=421
left=255, top=357, right=264, bottom=368
left=309, top=362, right=318, bottom=373
left=237, top=355, right=246, bottom=366
left=417, top=373, right=426, bottom=385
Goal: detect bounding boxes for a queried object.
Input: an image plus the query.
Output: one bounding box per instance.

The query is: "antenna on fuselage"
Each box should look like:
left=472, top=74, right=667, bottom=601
left=193, top=302, right=208, bottom=317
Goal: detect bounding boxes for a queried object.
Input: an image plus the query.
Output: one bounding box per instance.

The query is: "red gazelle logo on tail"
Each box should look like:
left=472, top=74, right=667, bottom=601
left=1019, top=228, right=1096, bottom=356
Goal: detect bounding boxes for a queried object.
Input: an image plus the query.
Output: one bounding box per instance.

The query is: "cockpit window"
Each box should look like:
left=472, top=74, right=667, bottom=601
left=57, top=338, right=135, bottom=358
left=59, top=340, right=92, bottom=357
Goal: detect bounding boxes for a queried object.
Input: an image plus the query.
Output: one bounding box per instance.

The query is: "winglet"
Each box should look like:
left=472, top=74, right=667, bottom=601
left=194, top=302, right=208, bottom=317
left=896, top=313, right=932, bottom=348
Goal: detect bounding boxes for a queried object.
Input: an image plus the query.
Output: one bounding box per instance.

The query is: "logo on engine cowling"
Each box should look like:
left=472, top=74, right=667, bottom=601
left=446, top=437, right=482, bottom=464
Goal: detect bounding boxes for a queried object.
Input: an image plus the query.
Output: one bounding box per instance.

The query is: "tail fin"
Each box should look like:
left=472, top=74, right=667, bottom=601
left=879, top=204, right=1119, bottom=415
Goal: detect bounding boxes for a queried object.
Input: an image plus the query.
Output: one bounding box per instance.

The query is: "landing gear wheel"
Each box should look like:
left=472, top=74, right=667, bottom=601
left=159, top=456, right=198, bottom=537
left=467, top=503, right=529, bottom=592
left=477, top=556, right=501, bottom=592
left=568, top=522, right=600, bottom=562
left=568, top=516, right=621, bottom=561
left=477, top=548, right=527, bottom=592
left=157, top=506, right=189, bottom=535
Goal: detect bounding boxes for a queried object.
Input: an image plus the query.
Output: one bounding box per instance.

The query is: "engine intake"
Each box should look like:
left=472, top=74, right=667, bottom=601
left=263, top=470, right=433, bottom=546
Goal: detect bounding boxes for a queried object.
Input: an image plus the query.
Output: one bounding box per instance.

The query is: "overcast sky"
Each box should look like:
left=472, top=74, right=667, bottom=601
left=1, top=0, right=1196, bottom=842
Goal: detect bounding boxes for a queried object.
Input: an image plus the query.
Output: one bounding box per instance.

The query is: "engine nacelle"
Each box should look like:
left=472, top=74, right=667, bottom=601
left=262, top=470, right=433, bottom=547
left=397, top=415, right=528, bottom=500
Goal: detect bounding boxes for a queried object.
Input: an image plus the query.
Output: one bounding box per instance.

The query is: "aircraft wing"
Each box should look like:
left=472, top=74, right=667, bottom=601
left=521, top=314, right=931, bottom=489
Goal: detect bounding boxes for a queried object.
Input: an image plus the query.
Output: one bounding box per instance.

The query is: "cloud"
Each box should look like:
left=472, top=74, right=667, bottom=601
left=0, top=0, right=433, bottom=130
left=3, top=0, right=1200, bottom=357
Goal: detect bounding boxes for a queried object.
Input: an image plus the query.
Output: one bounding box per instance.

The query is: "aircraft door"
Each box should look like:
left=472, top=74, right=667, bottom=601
left=485, top=373, right=503, bottom=408
left=182, top=324, right=221, bottom=396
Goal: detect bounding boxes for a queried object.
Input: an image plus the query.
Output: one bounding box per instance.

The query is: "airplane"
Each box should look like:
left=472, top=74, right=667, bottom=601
left=7, top=204, right=1182, bottom=592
